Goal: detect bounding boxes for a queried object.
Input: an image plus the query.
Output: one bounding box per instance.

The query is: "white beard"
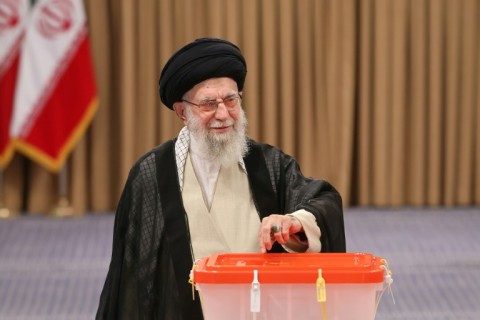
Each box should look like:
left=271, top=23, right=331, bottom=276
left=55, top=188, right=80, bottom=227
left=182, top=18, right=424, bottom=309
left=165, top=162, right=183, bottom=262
left=186, top=108, right=249, bottom=167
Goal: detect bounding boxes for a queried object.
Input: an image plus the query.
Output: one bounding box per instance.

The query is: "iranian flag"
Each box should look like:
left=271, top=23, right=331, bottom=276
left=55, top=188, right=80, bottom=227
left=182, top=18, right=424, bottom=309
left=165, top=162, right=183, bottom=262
left=0, top=0, right=29, bottom=169
left=10, top=0, right=98, bottom=172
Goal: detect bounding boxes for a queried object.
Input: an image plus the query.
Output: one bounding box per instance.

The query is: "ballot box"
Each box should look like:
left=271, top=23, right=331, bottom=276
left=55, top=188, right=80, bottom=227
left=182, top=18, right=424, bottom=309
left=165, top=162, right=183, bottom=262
left=191, top=253, right=392, bottom=320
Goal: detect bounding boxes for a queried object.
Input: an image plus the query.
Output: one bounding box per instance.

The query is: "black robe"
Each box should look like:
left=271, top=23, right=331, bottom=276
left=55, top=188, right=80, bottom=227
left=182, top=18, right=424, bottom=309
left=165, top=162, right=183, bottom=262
left=96, top=139, right=346, bottom=320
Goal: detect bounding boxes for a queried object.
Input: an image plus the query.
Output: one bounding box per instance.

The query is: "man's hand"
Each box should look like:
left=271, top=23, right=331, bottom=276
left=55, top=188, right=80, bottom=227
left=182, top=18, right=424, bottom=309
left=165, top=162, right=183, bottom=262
left=258, top=214, right=303, bottom=253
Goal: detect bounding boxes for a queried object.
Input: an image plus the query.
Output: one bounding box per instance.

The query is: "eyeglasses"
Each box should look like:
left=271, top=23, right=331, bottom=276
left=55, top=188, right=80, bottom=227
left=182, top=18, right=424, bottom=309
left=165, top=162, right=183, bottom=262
left=182, top=93, right=242, bottom=113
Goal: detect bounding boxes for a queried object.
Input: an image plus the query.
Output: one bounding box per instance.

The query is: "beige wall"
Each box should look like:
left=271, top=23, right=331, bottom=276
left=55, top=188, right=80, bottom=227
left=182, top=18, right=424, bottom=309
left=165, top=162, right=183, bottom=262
left=2, top=0, right=479, bottom=215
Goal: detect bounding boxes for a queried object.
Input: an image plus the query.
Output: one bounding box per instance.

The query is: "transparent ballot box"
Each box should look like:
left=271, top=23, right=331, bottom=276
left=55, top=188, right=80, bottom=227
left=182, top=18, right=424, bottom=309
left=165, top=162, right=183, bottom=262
left=191, top=253, right=393, bottom=320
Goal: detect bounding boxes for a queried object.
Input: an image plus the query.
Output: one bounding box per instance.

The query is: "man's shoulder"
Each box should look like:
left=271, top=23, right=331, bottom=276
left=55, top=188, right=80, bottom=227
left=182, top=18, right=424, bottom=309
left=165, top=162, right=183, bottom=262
left=128, top=139, right=176, bottom=175
left=151, top=138, right=177, bottom=156
left=247, top=138, right=290, bottom=159
left=248, top=138, right=274, bottom=152
left=137, top=139, right=176, bottom=162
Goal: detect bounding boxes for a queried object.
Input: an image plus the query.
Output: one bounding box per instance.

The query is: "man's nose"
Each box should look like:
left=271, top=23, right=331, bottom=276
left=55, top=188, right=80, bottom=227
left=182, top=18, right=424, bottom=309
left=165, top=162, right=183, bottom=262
left=213, top=102, right=230, bottom=119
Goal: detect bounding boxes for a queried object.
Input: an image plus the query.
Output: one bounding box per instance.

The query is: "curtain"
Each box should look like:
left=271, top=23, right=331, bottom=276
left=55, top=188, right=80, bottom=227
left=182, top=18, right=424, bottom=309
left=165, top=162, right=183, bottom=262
left=2, top=0, right=478, bottom=215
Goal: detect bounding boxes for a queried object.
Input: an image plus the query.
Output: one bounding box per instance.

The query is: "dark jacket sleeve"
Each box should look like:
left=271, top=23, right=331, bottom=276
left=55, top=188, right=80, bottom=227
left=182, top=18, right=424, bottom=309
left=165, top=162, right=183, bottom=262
left=96, top=147, right=202, bottom=320
left=262, top=144, right=346, bottom=252
left=96, top=152, right=181, bottom=320
left=95, top=163, right=138, bottom=320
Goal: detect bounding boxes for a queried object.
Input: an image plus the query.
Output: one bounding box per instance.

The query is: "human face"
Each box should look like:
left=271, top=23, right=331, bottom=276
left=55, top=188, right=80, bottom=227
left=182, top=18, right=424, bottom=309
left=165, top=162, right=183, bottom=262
left=175, top=77, right=242, bottom=136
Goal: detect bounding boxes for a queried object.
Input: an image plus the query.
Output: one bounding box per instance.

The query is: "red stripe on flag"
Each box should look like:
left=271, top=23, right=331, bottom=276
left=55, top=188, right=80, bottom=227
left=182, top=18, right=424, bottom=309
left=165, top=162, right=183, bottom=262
left=0, top=52, right=20, bottom=169
left=15, top=35, right=98, bottom=172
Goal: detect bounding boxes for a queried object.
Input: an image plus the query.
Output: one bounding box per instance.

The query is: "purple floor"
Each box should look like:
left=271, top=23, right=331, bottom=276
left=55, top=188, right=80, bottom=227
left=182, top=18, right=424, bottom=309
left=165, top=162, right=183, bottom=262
left=0, top=207, right=479, bottom=319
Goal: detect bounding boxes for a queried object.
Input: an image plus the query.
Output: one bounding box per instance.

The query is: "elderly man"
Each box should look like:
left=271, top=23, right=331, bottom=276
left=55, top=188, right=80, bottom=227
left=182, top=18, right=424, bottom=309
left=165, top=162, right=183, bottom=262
left=96, top=38, right=345, bottom=320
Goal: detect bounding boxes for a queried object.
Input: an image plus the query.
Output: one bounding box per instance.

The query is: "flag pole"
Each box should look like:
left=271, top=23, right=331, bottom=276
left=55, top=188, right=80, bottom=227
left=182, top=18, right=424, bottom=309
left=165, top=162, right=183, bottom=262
left=0, top=170, right=16, bottom=219
left=49, top=164, right=74, bottom=217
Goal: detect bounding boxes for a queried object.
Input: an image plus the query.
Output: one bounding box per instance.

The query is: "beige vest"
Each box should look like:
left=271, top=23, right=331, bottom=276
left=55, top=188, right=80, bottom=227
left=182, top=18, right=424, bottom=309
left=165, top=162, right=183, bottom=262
left=182, top=155, right=261, bottom=261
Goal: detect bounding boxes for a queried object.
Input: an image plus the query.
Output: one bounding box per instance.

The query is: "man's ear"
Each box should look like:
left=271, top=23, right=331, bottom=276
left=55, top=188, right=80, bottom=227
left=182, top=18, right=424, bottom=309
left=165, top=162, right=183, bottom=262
left=173, top=102, right=187, bottom=123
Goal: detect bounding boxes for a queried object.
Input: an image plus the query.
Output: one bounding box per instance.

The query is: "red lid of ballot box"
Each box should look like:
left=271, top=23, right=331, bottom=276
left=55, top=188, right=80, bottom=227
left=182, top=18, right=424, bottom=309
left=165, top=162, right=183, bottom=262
left=194, top=253, right=385, bottom=284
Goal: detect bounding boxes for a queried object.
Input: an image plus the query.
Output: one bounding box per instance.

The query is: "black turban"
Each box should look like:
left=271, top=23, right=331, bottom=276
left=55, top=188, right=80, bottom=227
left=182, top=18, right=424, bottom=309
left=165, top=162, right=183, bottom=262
left=159, top=38, right=247, bottom=109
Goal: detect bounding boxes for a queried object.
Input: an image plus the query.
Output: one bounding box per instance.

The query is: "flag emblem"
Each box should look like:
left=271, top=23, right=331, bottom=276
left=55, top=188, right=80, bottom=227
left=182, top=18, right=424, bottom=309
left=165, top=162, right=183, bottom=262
left=10, top=0, right=98, bottom=172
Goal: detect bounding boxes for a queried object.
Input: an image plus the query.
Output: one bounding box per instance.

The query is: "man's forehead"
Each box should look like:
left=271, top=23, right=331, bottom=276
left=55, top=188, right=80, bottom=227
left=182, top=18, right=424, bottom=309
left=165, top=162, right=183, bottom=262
left=188, top=77, right=238, bottom=98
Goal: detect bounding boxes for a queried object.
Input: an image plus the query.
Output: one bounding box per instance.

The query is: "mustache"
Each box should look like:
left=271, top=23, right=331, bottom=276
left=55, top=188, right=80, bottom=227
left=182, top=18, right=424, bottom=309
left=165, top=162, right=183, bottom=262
left=209, top=120, right=235, bottom=129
